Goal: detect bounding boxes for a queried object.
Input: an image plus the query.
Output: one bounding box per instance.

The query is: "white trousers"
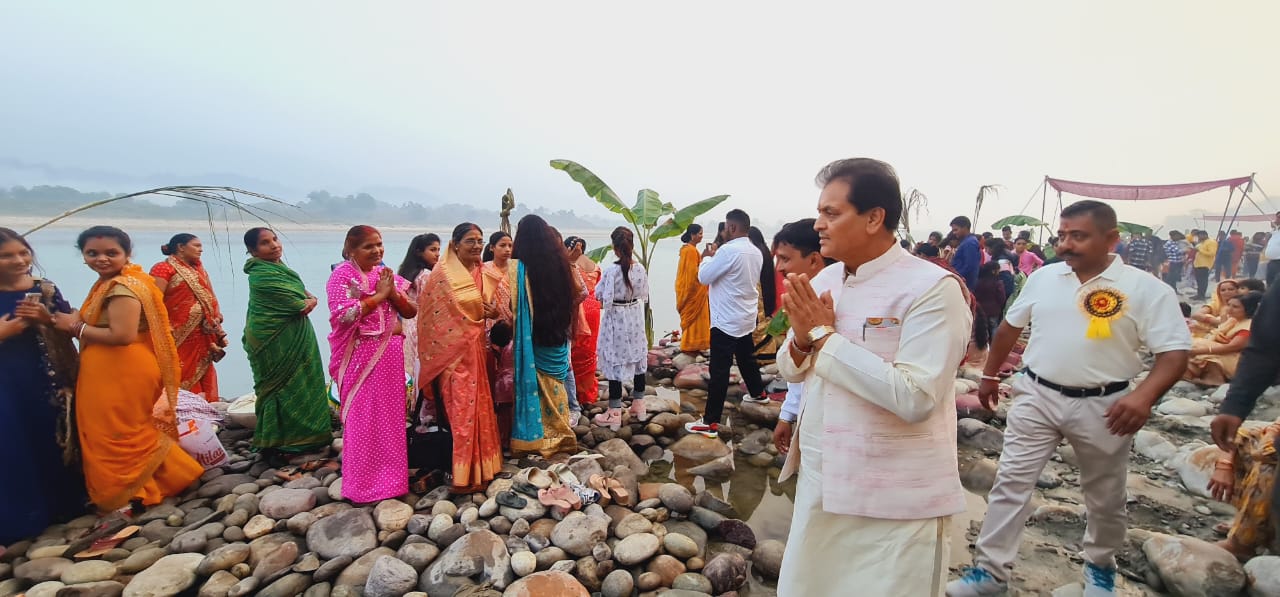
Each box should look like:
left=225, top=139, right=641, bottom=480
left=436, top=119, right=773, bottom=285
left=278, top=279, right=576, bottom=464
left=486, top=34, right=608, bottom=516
left=974, top=373, right=1134, bottom=581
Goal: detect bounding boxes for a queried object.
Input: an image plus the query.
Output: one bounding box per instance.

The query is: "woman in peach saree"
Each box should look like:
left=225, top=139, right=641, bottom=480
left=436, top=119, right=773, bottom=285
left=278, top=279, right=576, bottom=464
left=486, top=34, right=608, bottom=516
left=54, top=226, right=201, bottom=512
left=418, top=223, right=503, bottom=493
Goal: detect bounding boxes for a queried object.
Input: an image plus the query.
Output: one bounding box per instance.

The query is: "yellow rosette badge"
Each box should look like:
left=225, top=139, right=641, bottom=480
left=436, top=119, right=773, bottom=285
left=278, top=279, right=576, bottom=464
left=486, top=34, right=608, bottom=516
left=1081, top=287, right=1126, bottom=339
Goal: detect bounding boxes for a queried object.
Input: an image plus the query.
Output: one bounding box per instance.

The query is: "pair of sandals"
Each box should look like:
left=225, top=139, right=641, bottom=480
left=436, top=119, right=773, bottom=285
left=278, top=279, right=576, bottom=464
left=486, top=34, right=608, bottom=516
left=592, top=398, right=648, bottom=431
left=587, top=473, right=632, bottom=508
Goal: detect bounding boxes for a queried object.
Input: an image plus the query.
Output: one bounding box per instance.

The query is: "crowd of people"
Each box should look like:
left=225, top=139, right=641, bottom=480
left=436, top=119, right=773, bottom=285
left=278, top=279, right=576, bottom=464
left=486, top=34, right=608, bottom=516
left=3, top=161, right=1279, bottom=596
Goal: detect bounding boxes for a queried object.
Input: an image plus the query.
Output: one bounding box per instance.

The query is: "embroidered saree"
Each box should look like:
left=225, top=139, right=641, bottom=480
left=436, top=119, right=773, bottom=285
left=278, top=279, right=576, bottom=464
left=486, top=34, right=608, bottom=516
left=403, top=268, right=431, bottom=400
left=150, top=257, right=223, bottom=401
left=1191, top=317, right=1252, bottom=378
left=77, top=264, right=202, bottom=511
left=419, top=249, right=503, bottom=492
left=1225, top=421, right=1280, bottom=554
left=243, top=258, right=332, bottom=453
left=327, top=261, right=410, bottom=503
left=0, top=280, right=84, bottom=543
left=510, top=260, right=578, bottom=458
left=483, top=262, right=515, bottom=448
left=676, top=243, right=710, bottom=352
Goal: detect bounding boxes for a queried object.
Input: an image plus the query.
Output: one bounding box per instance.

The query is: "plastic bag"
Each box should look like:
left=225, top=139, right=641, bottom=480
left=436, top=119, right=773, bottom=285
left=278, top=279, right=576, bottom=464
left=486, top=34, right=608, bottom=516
left=177, top=418, right=229, bottom=469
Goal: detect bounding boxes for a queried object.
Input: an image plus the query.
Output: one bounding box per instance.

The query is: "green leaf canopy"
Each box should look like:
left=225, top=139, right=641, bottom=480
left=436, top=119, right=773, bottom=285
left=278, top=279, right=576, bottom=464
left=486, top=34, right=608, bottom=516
left=989, top=214, right=1047, bottom=229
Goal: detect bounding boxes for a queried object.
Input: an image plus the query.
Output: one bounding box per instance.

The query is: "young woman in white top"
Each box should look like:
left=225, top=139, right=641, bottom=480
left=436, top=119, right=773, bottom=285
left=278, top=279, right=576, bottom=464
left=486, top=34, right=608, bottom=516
left=592, top=227, right=650, bottom=430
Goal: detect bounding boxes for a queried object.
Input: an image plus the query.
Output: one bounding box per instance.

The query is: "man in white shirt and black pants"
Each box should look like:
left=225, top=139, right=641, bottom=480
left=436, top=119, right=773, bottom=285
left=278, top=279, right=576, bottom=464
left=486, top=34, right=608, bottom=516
left=686, top=208, right=767, bottom=439
left=949, top=200, right=1190, bottom=597
left=1265, top=212, right=1280, bottom=288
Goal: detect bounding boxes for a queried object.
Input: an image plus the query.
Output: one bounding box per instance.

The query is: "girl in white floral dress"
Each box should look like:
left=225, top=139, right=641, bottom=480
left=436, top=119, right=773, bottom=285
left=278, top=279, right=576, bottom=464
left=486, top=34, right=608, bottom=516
left=593, top=227, right=650, bottom=430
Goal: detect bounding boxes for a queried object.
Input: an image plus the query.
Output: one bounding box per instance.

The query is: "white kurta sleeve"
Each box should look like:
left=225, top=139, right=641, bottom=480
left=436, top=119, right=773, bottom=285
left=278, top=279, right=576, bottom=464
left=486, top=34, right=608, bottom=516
left=810, top=278, right=970, bottom=423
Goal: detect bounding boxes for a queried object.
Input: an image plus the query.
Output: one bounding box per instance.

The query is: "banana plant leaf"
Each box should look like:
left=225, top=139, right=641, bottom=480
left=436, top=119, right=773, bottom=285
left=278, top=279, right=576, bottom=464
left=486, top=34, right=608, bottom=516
left=586, top=245, right=612, bottom=263
left=651, top=194, right=731, bottom=240
left=1117, top=222, right=1153, bottom=236
left=989, top=214, right=1047, bottom=229
left=631, top=189, right=668, bottom=227
left=550, top=159, right=635, bottom=224
left=764, top=311, right=791, bottom=337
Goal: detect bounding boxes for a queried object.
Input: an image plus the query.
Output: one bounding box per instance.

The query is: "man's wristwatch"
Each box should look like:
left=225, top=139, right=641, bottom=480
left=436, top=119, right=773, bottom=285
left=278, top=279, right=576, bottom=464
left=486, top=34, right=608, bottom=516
left=807, top=325, right=836, bottom=345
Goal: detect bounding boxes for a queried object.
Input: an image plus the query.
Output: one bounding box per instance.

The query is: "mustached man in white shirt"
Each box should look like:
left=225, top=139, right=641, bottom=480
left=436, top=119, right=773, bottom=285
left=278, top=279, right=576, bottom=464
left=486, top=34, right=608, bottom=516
left=777, top=158, right=972, bottom=596
left=948, top=200, right=1190, bottom=597
left=685, top=209, right=767, bottom=439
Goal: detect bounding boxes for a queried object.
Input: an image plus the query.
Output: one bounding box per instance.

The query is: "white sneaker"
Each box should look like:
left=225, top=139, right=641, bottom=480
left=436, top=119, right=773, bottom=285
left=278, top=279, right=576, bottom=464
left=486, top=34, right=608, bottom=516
left=741, top=393, right=771, bottom=405
left=683, top=418, right=719, bottom=439
left=1082, top=562, right=1116, bottom=597
left=945, top=567, right=1007, bottom=596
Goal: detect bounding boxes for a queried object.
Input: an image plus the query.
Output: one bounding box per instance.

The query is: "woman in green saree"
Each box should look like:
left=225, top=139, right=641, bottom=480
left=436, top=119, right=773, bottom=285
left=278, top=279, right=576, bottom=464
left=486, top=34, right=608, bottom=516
left=242, top=228, right=332, bottom=456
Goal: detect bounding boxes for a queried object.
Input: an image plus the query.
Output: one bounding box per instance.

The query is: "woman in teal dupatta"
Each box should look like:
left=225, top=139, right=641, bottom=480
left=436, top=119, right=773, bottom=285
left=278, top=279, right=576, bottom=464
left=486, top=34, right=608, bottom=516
left=242, top=228, right=331, bottom=455
left=509, top=216, right=579, bottom=457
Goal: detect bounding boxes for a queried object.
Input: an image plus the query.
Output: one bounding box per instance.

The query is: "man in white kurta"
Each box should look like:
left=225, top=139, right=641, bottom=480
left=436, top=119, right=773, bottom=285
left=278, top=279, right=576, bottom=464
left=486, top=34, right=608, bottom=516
left=777, top=158, right=972, bottom=596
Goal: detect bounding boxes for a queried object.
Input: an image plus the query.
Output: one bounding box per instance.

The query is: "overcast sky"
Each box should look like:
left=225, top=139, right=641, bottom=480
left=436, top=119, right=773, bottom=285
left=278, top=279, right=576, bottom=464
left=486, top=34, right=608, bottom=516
left=2, top=1, right=1277, bottom=233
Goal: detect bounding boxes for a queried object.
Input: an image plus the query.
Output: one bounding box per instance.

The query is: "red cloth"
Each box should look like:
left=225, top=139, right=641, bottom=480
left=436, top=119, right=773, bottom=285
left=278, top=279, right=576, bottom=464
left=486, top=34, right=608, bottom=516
left=1047, top=176, right=1251, bottom=201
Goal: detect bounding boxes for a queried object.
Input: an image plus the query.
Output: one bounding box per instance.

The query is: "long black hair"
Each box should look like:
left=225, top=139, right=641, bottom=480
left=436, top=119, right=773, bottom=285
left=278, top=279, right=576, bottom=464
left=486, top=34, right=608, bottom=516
left=748, top=226, right=777, bottom=315
left=611, top=227, right=636, bottom=292
left=511, top=215, right=574, bottom=346
left=680, top=223, right=702, bottom=244
left=0, top=227, right=38, bottom=274
left=482, top=231, right=511, bottom=263
left=398, top=233, right=440, bottom=288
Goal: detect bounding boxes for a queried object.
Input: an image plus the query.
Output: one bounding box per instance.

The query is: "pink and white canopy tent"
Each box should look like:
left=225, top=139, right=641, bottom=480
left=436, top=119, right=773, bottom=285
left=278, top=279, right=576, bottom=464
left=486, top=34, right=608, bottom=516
left=1022, top=174, right=1271, bottom=237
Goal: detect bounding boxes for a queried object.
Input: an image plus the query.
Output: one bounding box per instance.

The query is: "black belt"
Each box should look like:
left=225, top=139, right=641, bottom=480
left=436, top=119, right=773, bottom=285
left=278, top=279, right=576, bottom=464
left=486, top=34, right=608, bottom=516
left=612, top=299, right=639, bottom=306
left=1025, top=369, right=1129, bottom=398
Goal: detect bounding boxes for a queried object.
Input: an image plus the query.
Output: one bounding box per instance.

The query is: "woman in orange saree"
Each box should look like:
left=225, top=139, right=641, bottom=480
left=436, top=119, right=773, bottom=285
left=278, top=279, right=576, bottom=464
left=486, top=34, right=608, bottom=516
left=676, top=225, right=710, bottom=353
left=418, top=224, right=503, bottom=494
left=54, top=226, right=202, bottom=512
left=149, top=234, right=227, bottom=402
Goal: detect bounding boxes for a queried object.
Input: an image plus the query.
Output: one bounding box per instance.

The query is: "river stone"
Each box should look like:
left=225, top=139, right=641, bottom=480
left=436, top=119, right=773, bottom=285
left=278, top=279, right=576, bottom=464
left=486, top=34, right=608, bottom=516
left=61, top=560, right=118, bottom=585
left=286, top=512, right=316, bottom=535
left=688, top=507, right=727, bottom=532
left=1245, top=555, right=1280, bottom=596
left=247, top=533, right=303, bottom=568
left=686, top=454, right=734, bottom=480
left=30, top=546, right=70, bottom=559
left=122, top=553, right=204, bottom=597
left=304, top=582, right=332, bottom=597
left=614, top=533, right=660, bottom=566
left=1142, top=532, right=1245, bottom=597
left=636, top=571, right=663, bottom=591
left=243, top=515, right=275, bottom=540
left=226, top=576, right=258, bottom=597
left=363, top=556, right=417, bottom=597
left=312, top=556, right=352, bottom=583
left=405, top=514, right=432, bottom=536
left=395, top=542, right=440, bottom=573
left=647, top=554, right=686, bottom=586
left=431, top=500, right=458, bottom=519
left=373, top=500, right=413, bottom=532
left=1133, top=430, right=1178, bottom=462
left=510, top=518, right=531, bottom=537
left=17, top=558, right=74, bottom=583
left=327, top=478, right=343, bottom=502
left=534, top=547, right=567, bottom=572
left=502, top=570, right=589, bottom=597
left=56, top=580, right=127, bottom=597
left=551, top=512, right=609, bottom=558
left=751, top=539, right=785, bottom=580
left=670, top=434, right=731, bottom=462
left=419, top=530, right=513, bottom=595
left=672, top=572, right=714, bottom=593
left=1173, top=445, right=1228, bottom=499
left=307, top=509, right=378, bottom=560
left=251, top=541, right=298, bottom=581
left=197, top=474, right=256, bottom=498
left=284, top=476, right=322, bottom=490
left=717, top=519, right=756, bottom=549
left=478, top=498, right=499, bottom=519
left=27, top=581, right=67, bottom=597
left=614, top=513, right=653, bottom=539
left=500, top=499, right=547, bottom=523
left=257, top=573, right=310, bottom=597
left=334, top=547, right=396, bottom=587
left=167, top=530, right=207, bottom=554
left=658, top=484, right=695, bottom=513
left=595, top=438, right=648, bottom=477
left=197, top=570, right=238, bottom=597
left=427, top=514, right=453, bottom=542
left=258, top=488, right=316, bottom=520
left=664, top=533, right=700, bottom=559
left=119, top=548, right=168, bottom=574
left=1157, top=397, right=1209, bottom=417
left=600, top=569, right=633, bottom=597
left=702, top=552, right=748, bottom=594
left=510, top=551, right=537, bottom=577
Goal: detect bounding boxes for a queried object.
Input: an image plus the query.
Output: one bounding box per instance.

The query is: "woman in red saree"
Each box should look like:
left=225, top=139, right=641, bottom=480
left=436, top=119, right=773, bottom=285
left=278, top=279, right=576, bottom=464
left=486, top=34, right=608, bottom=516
left=566, top=236, right=601, bottom=405
left=482, top=231, right=516, bottom=450
left=150, top=234, right=226, bottom=402
left=419, top=223, right=503, bottom=493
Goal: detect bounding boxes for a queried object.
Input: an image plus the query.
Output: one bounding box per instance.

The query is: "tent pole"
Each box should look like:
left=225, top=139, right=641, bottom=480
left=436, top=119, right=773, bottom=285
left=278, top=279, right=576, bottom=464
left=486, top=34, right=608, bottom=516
left=1216, top=186, right=1236, bottom=236
left=1224, top=175, right=1255, bottom=233
left=1039, top=177, right=1048, bottom=244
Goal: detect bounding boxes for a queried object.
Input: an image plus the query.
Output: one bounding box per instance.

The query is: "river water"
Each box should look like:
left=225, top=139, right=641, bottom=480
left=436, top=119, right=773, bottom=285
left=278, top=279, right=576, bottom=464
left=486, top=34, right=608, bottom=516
left=24, top=226, right=683, bottom=397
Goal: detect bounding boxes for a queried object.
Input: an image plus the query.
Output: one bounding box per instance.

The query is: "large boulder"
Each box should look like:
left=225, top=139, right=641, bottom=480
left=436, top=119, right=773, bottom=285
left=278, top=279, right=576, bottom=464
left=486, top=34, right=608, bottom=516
left=1170, top=445, right=1228, bottom=499
left=957, top=419, right=1005, bottom=453
left=306, top=508, right=377, bottom=560
left=363, top=556, right=418, bottom=597
left=1142, top=532, right=1245, bottom=597
left=702, top=552, right=748, bottom=594
left=258, top=488, right=316, bottom=519
left=738, top=400, right=780, bottom=426
left=334, top=547, right=397, bottom=588
left=595, top=438, right=648, bottom=477
left=420, top=530, right=513, bottom=595
left=674, top=365, right=710, bottom=390
left=1132, top=430, right=1178, bottom=463
left=551, top=512, right=609, bottom=558
left=1245, top=555, right=1280, bottom=596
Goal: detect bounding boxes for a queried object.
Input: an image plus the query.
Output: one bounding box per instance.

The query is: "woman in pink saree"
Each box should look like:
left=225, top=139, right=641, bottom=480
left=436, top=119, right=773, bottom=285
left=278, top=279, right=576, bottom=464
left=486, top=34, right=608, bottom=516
left=327, top=226, right=417, bottom=503
left=419, top=223, right=504, bottom=493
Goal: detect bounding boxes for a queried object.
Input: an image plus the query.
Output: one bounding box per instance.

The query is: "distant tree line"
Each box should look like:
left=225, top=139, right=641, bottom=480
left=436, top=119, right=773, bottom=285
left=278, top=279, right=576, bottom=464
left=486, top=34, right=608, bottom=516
left=1, top=185, right=611, bottom=230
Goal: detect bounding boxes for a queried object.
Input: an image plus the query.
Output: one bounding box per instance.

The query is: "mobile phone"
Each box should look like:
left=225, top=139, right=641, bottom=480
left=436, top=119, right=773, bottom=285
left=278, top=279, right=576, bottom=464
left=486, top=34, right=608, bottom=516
left=23, top=292, right=42, bottom=304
